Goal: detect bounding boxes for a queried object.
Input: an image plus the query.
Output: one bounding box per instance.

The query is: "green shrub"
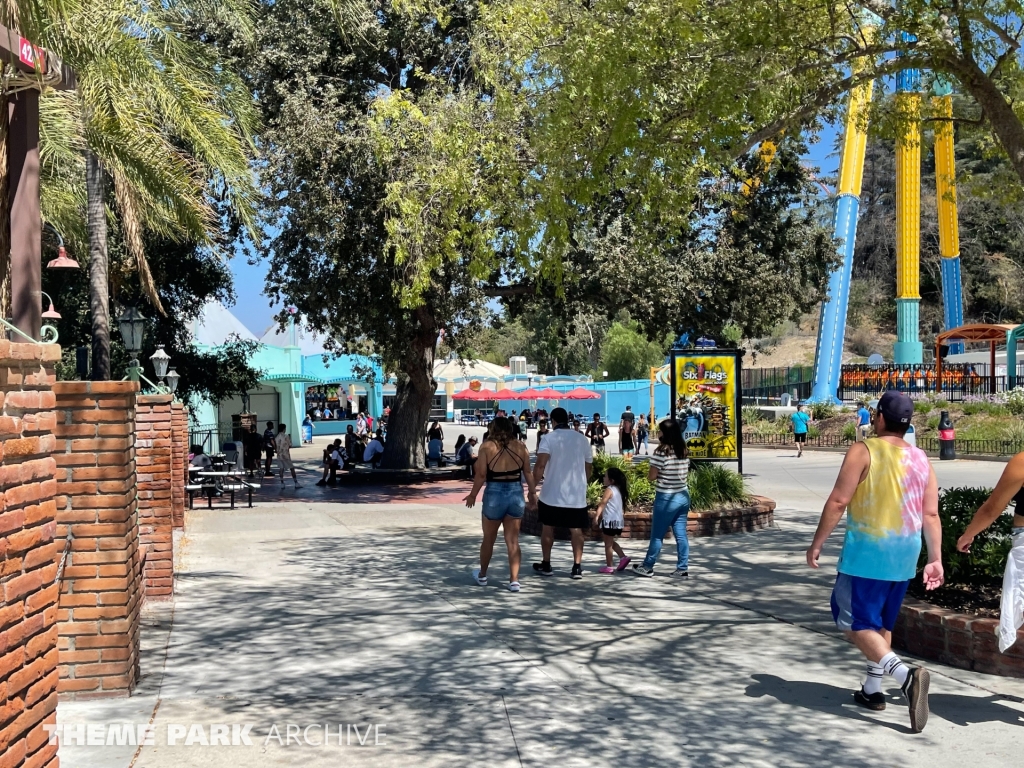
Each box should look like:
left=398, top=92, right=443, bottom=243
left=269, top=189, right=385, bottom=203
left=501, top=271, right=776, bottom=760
left=917, top=487, right=1011, bottom=587
left=742, top=406, right=764, bottom=425
left=1006, top=388, right=1024, bottom=416
left=926, top=415, right=940, bottom=431
left=747, top=418, right=788, bottom=436
left=590, top=453, right=632, bottom=480
left=807, top=425, right=821, bottom=439
left=811, top=402, right=837, bottom=420
left=588, top=455, right=653, bottom=506
left=629, top=475, right=656, bottom=505
left=842, top=422, right=857, bottom=441
left=688, top=462, right=748, bottom=511
left=1003, top=420, right=1024, bottom=442
left=962, top=401, right=1009, bottom=417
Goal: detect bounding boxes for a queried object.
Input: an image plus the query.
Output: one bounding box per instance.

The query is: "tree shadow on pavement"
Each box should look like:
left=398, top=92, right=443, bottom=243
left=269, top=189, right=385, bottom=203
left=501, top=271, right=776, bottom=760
left=143, top=525, right=930, bottom=766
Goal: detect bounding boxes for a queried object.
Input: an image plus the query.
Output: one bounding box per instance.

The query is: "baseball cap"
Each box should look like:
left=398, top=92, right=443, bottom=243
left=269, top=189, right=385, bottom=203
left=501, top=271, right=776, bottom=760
left=877, top=391, right=914, bottom=425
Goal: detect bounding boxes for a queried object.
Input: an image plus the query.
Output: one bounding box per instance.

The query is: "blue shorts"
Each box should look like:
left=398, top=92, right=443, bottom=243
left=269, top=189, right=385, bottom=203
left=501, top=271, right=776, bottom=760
left=830, top=573, right=910, bottom=632
left=482, top=481, right=525, bottom=521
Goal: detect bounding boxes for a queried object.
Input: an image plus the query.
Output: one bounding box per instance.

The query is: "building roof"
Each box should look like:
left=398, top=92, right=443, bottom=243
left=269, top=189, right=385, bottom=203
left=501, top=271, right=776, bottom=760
left=433, top=358, right=509, bottom=382
left=258, top=322, right=330, bottom=356
left=192, top=301, right=258, bottom=347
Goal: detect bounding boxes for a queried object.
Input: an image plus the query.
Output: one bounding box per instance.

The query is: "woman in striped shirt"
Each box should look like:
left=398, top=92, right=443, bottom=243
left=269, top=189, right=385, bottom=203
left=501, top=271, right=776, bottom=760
left=632, top=418, right=691, bottom=579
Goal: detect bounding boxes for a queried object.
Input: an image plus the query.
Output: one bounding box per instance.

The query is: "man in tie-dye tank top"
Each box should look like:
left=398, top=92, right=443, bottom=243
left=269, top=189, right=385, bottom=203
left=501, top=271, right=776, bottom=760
left=807, top=391, right=943, bottom=733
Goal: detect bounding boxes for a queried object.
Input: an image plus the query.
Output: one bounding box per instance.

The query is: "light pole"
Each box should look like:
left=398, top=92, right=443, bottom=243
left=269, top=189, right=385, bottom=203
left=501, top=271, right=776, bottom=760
left=118, top=306, right=146, bottom=382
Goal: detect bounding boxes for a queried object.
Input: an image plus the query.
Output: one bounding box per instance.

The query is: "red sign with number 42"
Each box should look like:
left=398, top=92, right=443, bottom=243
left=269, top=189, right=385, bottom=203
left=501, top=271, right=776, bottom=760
left=18, top=37, right=44, bottom=69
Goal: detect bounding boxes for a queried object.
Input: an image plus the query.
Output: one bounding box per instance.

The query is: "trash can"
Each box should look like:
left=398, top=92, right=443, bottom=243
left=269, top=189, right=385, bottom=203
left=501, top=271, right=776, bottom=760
left=938, top=410, right=956, bottom=460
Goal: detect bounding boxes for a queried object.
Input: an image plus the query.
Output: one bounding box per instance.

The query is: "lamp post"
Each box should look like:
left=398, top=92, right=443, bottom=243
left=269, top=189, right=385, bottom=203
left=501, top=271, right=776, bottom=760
left=118, top=306, right=146, bottom=382
left=40, top=291, right=60, bottom=320
left=150, top=344, right=170, bottom=381
left=165, top=368, right=180, bottom=394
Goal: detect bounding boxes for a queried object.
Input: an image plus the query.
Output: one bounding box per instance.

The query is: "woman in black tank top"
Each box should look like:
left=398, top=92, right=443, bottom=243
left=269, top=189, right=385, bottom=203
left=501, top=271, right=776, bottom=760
left=958, top=452, right=1024, bottom=553
left=464, top=417, right=537, bottom=592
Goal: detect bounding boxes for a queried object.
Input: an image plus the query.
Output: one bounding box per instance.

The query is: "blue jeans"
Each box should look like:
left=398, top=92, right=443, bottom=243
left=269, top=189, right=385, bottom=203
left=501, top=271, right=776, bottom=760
left=642, top=490, right=690, bottom=570
left=482, top=481, right=525, bottom=521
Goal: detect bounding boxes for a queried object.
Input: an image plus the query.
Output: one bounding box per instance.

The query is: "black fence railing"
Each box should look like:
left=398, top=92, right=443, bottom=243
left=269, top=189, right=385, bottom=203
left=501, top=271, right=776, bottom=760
left=914, top=437, right=1024, bottom=456
left=188, top=423, right=233, bottom=454
left=743, top=433, right=852, bottom=448
left=741, top=366, right=814, bottom=403
left=838, top=364, right=1024, bottom=401
left=743, top=432, right=1024, bottom=456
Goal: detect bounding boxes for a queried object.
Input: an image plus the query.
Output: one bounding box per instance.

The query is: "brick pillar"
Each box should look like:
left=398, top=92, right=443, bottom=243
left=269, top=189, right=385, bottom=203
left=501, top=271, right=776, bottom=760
left=0, top=341, right=61, bottom=768
left=53, top=381, right=141, bottom=698
left=170, top=402, right=186, bottom=529
left=136, top=395, right=173, bottom=598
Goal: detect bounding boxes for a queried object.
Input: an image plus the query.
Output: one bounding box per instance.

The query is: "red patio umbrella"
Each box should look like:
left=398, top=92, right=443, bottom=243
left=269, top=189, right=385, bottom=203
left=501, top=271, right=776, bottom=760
left=516, top=388, right=544, bottom=400
left=534, top=387, right=564, bottom=399
left=492, top=388, right=520, bottom=400
left=452, top=388, right=485, bottom=400
left=563, top=387, right=601, bottom=400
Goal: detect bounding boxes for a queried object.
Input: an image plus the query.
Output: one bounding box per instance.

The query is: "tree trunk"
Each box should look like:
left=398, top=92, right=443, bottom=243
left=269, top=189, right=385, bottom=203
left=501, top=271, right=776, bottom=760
left=380, top=309, right=437, bottom=469
left=87, top=151, right=111, bottom=380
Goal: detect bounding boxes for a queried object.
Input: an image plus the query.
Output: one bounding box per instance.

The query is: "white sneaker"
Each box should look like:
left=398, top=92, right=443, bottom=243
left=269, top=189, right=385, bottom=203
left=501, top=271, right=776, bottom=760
left=508, top=581, right=521, bottom=592
left=472, top=568, right=487, bottom=586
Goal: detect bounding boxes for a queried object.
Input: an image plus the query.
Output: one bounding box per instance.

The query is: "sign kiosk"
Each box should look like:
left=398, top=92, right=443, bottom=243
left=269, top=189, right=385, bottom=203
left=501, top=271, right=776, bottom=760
left=669, top=347, right=744, bottom=473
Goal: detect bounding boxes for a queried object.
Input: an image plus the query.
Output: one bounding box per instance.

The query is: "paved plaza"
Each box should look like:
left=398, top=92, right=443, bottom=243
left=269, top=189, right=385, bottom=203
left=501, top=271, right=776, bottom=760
left=57, top=448, right=1024, bottom=767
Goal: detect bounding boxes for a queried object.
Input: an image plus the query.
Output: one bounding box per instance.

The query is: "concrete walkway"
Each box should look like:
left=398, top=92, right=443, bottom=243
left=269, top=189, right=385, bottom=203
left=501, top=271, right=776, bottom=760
left=58, top=450, right=1024, bottom=767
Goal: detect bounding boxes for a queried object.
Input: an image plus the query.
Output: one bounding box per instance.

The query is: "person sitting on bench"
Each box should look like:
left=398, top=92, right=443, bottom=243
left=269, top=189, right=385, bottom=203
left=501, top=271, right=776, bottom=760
left=427, top=436, right=445, bottom=467
left=364, top=432, right=385, bottom=468
left=190, top=446, right=213, bottom=470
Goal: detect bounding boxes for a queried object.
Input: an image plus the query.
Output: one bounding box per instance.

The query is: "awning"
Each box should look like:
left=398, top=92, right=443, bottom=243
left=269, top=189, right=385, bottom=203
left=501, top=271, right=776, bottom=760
left=261, top=373, right=328, bottom=385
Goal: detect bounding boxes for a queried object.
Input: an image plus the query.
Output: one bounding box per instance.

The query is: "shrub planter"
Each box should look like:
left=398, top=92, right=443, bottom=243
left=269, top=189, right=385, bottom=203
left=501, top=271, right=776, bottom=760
left=521, top=495, right=776, bottom=541
left=892, top=597, right=1024, bottom=679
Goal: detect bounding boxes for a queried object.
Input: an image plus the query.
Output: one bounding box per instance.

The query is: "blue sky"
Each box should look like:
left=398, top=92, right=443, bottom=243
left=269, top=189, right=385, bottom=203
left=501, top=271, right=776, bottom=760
left=225, top=122, right=843, bottom=337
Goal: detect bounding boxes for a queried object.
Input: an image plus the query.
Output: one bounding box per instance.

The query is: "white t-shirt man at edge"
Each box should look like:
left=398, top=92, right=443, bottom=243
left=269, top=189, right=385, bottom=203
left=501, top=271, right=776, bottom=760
left=538, top=427, right=592, bottom=508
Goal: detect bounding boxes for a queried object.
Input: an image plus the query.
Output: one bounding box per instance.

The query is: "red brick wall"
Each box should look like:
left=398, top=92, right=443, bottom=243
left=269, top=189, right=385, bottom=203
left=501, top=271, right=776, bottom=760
left=136, top=395, right=173, bottom=599
left=170, top=402, right=186, bottom=529
left=893, top=597, right=1024, bottom=678
left=0, top=341, right=61, bottom=768
left=53, top=381, right=142, bottom=698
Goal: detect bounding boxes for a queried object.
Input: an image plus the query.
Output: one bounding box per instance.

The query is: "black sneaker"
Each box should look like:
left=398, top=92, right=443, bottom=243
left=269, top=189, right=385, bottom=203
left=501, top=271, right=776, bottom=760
left=631, top=564, right=654, bottom=577
left=533, top=561, right=553, bottom=576
left=853, top=687, right=886, bottom=711
left=570, top=564, right=583, bottom=580
left=902, top=666, right=930, bottom=733
left=669, top=569, right=689, bottom=579
left=315, top=480, right=326, bottom=487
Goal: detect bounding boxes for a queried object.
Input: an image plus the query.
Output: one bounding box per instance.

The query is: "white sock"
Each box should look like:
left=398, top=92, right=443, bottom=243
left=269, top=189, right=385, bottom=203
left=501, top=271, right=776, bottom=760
left=863, top=661, right=883, bottom=694
left=879, top=652, right=909, bottom=686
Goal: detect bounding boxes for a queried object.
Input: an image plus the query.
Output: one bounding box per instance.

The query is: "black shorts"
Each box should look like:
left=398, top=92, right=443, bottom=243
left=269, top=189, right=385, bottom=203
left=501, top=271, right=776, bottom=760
left=794, top=433, right=806, bottom=443
left=538, top=500, right=590, bottom=529
left=601, top=527, right=623, bottom=537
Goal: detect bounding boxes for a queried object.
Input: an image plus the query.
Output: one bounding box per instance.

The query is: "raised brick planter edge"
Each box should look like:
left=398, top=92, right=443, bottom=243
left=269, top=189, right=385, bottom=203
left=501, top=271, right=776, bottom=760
left=521, top=495, right=776, bottom=541
left=893, top=597, right=1024, bottom=679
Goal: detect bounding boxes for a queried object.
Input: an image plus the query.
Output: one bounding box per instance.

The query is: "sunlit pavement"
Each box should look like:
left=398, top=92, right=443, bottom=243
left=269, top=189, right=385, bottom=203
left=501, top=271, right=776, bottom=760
left=58, top=449, right=1024, bottom=767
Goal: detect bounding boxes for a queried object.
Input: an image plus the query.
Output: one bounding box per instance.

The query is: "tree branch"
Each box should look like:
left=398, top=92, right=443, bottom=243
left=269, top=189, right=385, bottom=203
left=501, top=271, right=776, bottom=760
left=482, top=283, right=534, bottom=297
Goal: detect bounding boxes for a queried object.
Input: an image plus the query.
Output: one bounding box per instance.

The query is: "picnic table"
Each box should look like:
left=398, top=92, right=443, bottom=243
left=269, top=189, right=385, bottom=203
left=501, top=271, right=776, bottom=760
left=187, top=468, right=259, bottom=509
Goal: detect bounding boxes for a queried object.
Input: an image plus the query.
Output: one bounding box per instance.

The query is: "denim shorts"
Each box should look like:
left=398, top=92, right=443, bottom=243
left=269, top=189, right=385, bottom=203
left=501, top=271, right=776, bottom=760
left=482, top=481, right=525, bottom=521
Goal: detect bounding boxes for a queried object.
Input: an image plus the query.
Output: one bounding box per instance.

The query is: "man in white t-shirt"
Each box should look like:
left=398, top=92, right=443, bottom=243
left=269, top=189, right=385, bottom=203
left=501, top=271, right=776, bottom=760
left=532, top=407, right=593, bottom=579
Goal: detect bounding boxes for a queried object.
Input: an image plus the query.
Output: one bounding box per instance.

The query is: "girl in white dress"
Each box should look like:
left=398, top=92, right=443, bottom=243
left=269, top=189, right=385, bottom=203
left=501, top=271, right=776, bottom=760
left=595, top=467, right=631, bottom=573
